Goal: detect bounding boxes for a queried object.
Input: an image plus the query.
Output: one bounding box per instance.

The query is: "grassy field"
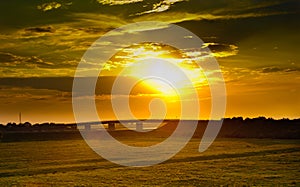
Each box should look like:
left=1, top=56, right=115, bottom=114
left=0, top=137, right=299, bottom=186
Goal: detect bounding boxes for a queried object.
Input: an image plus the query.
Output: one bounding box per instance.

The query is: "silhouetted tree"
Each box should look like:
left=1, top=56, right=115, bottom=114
left=6, top=122, right=17, bottom=128
left=23, top=122, right=32, bottom=127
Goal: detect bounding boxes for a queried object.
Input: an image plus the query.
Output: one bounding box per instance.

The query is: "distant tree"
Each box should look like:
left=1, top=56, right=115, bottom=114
left=280, top=118, right=289, bottom=121
left=41, top=123, right=50, bottom=126
left=257, top=116, right=266, bottom=120
left=6, top=122, right=17, bottom=127
left=23, top=122, right=32, bottom=127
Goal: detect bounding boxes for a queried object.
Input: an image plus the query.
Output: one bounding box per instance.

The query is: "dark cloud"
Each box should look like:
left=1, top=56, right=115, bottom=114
left=25, top=26, right=55, bottom=33
left=206, top=43, right=237, bottom=51
left=261, top=66, right=300, bottom=73
left=201, top=43, right=238, bottom=58
left=261, top=66, right=282, bottom=73
left=78, top=27, right=110, bottom=34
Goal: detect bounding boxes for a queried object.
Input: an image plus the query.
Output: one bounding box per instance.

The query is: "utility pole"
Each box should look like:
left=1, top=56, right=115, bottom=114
left=19, top=112, right=22, bottom=124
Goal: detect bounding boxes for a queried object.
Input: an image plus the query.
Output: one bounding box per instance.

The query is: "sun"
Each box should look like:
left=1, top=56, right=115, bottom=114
left=125, top=58, right=185, bottom=96
left=101, top=43, right=207, bottom=96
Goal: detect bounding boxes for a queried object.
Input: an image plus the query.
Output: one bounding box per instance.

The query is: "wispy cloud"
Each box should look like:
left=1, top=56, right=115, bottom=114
left=183, top=43, right=239, bottom=61
left=261, top=66, right=300, bottom=73
left=134, top=11, right=292, bottom=24
left=37, top=2, right=62, bottom=12
left=0, top=52, right=54, bottom=68
left=37, top=1, right=73, bottom=12
left=136, top=0, right=187, bottom=15
left=72, top=13, right=128, bottom=29
left=0, top=52, right=77, bottom=77
left=211, top=0, right=296, bottom=15
left=25, top=26, right=55, bottom=33
left=221, top=64, right=300, bottom=87
left=96, top=0, right=143, bottom=5
left=131, top=0, right=297, bottom=24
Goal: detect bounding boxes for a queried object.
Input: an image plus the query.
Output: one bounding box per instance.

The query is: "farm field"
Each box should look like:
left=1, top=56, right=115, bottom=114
left=0, top=138, right=299, bottom=186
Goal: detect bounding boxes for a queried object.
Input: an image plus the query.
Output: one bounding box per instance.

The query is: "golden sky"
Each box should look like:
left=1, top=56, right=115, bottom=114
left=0, top=0, right=299, bottom=123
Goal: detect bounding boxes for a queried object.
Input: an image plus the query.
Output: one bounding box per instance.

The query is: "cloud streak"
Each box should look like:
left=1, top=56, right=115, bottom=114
left=25, top=26, right=55, bottom=33
left=136, top=0, right=187, bottom=15
left=37, top=2, right=62, bottom=12
left=0, top=52, right=54, bottom=68
left=134, top=11, right=293, bottom=24
left=261, top=66, right=300, bottom=73
left=96, top=0, right=143, bottom=5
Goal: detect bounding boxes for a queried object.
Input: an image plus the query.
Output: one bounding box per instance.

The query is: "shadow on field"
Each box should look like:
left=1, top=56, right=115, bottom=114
left=1, top=147, right=298, bottom=178
left=0, top=159, right=121, bottom=178
left=164, top=147, right=299, bottom=165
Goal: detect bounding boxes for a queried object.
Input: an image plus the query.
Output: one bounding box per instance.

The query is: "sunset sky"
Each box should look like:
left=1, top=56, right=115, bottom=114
left=0, top=0, right=299, bottom=123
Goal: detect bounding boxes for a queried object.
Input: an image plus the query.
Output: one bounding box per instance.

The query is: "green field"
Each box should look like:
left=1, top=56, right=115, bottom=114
left=0, top=138, right=299, bottom=186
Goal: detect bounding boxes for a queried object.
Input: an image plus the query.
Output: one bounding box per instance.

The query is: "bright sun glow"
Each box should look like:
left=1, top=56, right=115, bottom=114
left=143, top=78, right=178, bottom=96
left=102, top=43, right=208, bottom=96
